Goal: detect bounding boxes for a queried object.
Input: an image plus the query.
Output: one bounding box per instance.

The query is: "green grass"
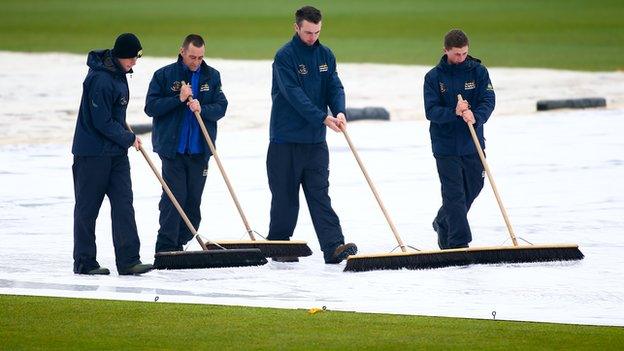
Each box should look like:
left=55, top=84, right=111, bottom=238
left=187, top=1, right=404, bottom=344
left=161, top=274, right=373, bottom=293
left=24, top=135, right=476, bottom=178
left=1, top=0, right=623, bottom=70
left=1, top=295, right=623, bottom=350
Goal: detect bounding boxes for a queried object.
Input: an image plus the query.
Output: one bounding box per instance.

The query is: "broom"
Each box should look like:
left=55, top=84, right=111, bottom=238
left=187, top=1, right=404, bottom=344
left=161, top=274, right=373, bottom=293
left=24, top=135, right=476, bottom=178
left=344, top=96, right=583, bottom=272
left=184, top=86, right=312, bottom=259
left=126, top=124, right=267, bottom=270
left=337, top=126, right=426, bottom=270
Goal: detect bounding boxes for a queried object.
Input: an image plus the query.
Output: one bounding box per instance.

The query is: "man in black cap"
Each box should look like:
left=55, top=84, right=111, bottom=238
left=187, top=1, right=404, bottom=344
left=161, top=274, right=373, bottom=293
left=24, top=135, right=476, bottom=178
left=71, top=33, right=153, bottom=275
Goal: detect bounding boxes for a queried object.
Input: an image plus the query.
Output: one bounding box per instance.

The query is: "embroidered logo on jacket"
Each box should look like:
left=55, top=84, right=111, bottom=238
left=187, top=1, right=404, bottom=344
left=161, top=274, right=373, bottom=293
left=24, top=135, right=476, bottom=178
left=298, top=64, right=308, bottom=75
left=200, top=83, right=210, bottom=92
left=119, top=96, right=128, bottom=106
left=171, top=81, right=182, bottom=92
left=464, top=80, right=476, bottom=90
left=439, top=82, right=447, bottom=93
left=319, top=64, right=328, bottom=72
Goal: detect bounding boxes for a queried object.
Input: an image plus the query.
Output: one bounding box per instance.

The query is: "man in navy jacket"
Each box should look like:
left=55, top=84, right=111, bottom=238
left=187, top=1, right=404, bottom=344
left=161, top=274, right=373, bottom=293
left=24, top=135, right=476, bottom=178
left=72, top=33, right=153, bottom=275
left=267, top=6, right=357, bottom=264
left=145, top=34, right=228, bottom=253
left=423, top=29, right=496, bottom=249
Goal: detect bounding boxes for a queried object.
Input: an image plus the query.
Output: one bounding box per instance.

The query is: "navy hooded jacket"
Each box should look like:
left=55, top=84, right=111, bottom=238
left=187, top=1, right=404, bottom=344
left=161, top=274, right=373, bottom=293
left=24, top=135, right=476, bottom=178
left=424, top=55, right=495, bottom=156
left=72, top=50, right=136, bottom=156
left=144, top=56, right=228, bottom=161
left=269, top=35, right=346, bottom=143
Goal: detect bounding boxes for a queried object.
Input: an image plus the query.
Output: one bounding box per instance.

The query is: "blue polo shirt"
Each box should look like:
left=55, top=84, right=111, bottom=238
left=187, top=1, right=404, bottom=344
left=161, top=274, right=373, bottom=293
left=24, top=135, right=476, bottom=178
left=177, top=66, right=203, bottom=154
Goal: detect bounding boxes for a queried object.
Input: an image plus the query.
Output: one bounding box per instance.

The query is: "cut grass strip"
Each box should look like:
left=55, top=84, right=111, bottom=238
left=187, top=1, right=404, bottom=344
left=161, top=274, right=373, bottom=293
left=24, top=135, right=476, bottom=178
left=1, top=294, right=623, bottom=350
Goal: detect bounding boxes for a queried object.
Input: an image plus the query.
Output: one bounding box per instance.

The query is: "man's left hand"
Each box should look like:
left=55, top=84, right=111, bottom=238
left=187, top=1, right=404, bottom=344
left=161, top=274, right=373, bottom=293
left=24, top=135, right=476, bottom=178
left=461, top=109, right=476, bottom=125
left=336, top=112, right=347, bottom=130
left=187, top=98, right=201, bottom=113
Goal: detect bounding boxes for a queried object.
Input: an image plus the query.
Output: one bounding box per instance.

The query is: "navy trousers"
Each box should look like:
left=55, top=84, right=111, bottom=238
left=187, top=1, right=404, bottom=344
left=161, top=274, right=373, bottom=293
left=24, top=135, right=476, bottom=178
left=72, top=155, right=141, bottom=273
left=433, top=153, right=485, bottom=249
left=266, top=142, right=344, bottom=260
left=156, top=153, right=208, bottom=252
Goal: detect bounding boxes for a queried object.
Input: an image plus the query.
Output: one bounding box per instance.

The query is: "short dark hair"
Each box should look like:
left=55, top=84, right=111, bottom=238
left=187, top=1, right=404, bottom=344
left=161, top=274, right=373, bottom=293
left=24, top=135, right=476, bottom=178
left=295, top=6, right=322, bottom=26
left=444, top=29, right=469, bottom=49
left=182, top=34, right=205, bottom=49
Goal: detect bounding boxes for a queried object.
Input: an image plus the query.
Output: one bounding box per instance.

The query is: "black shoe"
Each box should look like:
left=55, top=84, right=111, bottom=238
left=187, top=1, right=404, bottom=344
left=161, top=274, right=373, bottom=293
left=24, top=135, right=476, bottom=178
left=78, top=267, right=110, bottom=275
left=271, top=256, right=300, bottom=263
left=433, top=220, right=448, bottom=250
left=119, top=263, right=154, bottom=276
left=325, top=243, right=358, bottom=264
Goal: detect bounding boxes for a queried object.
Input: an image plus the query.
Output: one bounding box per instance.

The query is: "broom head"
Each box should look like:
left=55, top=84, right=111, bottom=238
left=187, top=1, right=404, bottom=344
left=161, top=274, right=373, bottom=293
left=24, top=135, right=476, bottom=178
left=344, top=243, right=584, bottom=272
left=154, top=248, right=267, bottom=270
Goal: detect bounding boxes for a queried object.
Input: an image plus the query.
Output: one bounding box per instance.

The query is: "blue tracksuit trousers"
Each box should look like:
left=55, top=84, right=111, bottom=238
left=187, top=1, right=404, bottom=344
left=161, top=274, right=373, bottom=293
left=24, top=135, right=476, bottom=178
left=155, top=154, right=208, bottom=252
left=266, top=142, right=344, bottom=260
left=433, top=153, right=484, bottom=249
left=72, top=155, right=141, bottom=273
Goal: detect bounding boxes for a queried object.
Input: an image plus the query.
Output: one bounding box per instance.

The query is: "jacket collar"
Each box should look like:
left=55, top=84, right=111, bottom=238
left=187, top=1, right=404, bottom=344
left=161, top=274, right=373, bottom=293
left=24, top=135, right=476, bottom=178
left=438, top=54, right=480, bottom=73
left=176, top=55, right=209, bottom=78
left=291, top=34, right=320, bottom=51
left=87, top=49, right=130, bottom=76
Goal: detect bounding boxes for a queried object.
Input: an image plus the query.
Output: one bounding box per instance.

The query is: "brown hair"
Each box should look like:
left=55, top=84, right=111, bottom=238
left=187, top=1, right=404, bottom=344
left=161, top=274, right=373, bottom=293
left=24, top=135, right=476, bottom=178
left=444, top=29, right=469, bottom=49
left=296, top=6, right=322, bottom=25
left=182, top=34, right=205, bottom=49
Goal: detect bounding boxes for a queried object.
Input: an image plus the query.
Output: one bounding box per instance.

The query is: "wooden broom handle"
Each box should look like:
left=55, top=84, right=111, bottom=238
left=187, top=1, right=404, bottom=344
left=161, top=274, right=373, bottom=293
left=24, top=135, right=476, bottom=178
left=126, top=123, right=209, bottom=250
left=458, top=95, right=518, bottom=246
left=184, top=87, right=256, bottom=241
left=341, top=126, right=407, bottom=252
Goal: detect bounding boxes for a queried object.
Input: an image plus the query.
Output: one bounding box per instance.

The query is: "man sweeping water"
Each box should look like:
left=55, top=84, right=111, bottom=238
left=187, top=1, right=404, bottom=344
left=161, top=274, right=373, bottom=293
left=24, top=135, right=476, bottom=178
left=423, top=29, right=496, bottom=249
left=71, top=33, right=153, bottom=275
left=145, top=34, right=228, bottom=254
left=266, top=6, right=358, bottom=263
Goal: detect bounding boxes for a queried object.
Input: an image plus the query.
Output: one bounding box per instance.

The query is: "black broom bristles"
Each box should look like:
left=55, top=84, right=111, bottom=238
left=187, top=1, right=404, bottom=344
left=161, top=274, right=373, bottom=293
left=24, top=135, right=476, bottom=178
left=154, top=248, right=268, bottom=270
left=344, top=244, right=584, bottom=272
left=207, top=240, right=313, bottom=258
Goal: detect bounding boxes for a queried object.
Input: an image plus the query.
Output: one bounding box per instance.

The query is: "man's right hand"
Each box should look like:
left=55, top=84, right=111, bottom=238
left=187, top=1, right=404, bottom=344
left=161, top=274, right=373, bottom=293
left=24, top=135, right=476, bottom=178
left=133, top=136, right=142, bottom=151
left=455, top=99, right=470, bottom=116
left=324, top=116, right=343, bottom=132
left=179, top=83, right=192, bottom=102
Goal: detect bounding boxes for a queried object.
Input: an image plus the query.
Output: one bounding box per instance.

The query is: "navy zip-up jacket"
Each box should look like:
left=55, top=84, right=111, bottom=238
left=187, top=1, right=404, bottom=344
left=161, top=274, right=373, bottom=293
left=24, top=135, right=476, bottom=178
left=270, top=35, right=345, bottom=143
left=72, top=50, right=136, bottom=156
left=424, top=55, right=495, bottom=156
left=145, top=56, right=228, bottom=161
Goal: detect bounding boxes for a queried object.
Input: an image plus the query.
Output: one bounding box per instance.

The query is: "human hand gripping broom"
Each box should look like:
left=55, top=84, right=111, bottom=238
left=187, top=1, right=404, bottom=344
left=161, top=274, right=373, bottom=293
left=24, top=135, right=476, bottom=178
left=335, top=120, right=477, bottom=272
left=125, top=123, right=267, bottom=269
left=344, top=96, right=583, bottom=272
left=457, top=94, right=519, bottom=246
left=455, top=94, right=583, bottom=264
left=182, top=82, right=312, bottom=259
